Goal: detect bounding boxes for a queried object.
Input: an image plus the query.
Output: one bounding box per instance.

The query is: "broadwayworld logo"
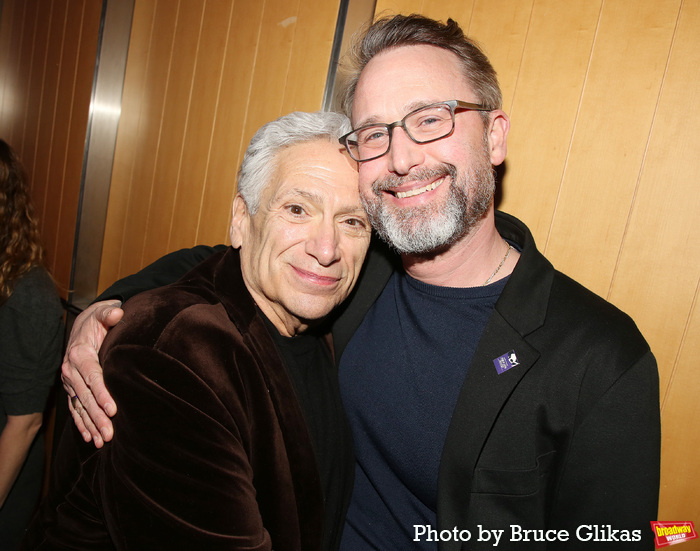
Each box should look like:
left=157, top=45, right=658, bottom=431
left=651, top=522, right=698, bottom=548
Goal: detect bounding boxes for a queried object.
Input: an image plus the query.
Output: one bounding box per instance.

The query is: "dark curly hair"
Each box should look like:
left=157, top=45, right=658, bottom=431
left=0, top=139, right=46, bottom=303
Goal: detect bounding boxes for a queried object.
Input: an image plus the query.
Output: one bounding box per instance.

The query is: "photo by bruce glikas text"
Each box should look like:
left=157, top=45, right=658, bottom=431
left=413, top=524, right=642, bottom=545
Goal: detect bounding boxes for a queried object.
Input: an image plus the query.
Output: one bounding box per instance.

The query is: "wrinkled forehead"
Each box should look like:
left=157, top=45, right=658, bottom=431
left=264, top=140, right=360, bottom=203
left=352, top=44, right=473, bottom=126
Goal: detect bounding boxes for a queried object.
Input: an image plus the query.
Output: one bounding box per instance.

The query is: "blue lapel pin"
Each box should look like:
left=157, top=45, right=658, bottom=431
left=493, top=350, right=519, bottom=374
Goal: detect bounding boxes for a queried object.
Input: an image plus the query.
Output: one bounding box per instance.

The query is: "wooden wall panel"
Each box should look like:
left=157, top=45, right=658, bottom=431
left=467, top=0, right=533, bottom=111
left=609, top=0, right=700, bottom=394
left=608, top=0, right=700, bottom=526
left=369, top=0, right=699, bottom=536
left=236, top=0, right=306, bottom=156
left=497, top=0, right=601, bottom=243
left=98, top=0, right=342, bottom=290
left=97, top=0, right=159, bottom=289
left=375, top=0, right=424, bottom=16
left=166, top=0, right=237, bottom=251
left=0, top=0, right=102, bottom=299
left=196, top=0, right=266, bottom=246
left=124, top=0, right=201, bottom=273
left=658, top=293, right=700, bottom=526
left=52, top=0, right=102, bottom=294
left=281, top=0, right=341, bottom=114
left=18, top=4, right=44, bottom=167
left=29, top=0, right=63, bottom=222
left=42, top=0, right=80, bottom=273
left=545, top=0, right=680, bottom=297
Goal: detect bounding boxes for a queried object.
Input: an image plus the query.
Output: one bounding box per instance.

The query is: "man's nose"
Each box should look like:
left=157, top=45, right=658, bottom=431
left=386, top=127, right=424, bottom=175
left=306, top=219, right=340, bottom=267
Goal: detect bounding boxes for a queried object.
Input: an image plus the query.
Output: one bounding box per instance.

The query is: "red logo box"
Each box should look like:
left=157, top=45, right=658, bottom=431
left=651, top=522, right=698, bottom=548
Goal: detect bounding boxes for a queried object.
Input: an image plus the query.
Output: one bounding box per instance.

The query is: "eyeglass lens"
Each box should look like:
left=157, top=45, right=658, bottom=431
left=348, top=103, right=455, bottom=161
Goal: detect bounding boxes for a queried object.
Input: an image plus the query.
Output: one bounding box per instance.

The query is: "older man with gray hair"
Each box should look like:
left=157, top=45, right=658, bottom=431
left=24, top=111, right=370, bottom=551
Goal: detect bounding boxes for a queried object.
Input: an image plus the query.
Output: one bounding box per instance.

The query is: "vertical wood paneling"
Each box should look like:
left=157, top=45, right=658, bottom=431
left=281, top=0, right=340, bottom=114
left=545, top=0, right=681, bottom=297
left=421, top=0, right=475, bottom=24
left=237, top=0, right=304, bottom=151
left=20, top=3, right=49, bottom=172
left=468, top=0, right=533, bottom=111
left=32, top=0, right=67, bottom=237
left=40, top=0, right=72, bottom=271
left=0, top=0, right=102, bottom=298
left=53, top=0, right=102, bottom=294
left=12, top=3, right=38, bottom=151
left=374, top=0, right=424, bottom=16
left=122, top=0, right=190, bottom=277
left=607, top=0, right=700, bottom=523
left=99, top=0, right=161, bottom=285
left=0, top=1, right=18, bottom=132
left=498, top=0, right=601, bottom=244
left=166, top=0, right=235, bottom=252
left=98, top=0, right=342, bottom=290
left=196, top=0, right=266, bottom=247
left=609, top=0, right=699, bottom=391
left=658, top=289, right=700, bottom=526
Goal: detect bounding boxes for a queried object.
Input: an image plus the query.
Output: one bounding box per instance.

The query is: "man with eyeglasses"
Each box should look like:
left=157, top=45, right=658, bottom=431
left=62, top=14, right=659, bottom=550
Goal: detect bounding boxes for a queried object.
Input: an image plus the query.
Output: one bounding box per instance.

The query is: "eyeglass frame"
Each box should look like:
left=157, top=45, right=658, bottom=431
left=339, top=100, right=492, bottom=162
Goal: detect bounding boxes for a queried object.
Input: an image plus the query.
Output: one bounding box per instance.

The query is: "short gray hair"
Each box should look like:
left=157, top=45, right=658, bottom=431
left=237, top=111, right=352, bottom=213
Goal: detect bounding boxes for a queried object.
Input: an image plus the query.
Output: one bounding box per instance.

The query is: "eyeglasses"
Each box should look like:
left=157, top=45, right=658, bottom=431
left=339, top=100, right=492, bottom=162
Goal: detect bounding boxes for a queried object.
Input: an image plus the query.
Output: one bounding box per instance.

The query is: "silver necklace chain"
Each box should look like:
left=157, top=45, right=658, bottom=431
left=483, top=240, right=513, bottom=286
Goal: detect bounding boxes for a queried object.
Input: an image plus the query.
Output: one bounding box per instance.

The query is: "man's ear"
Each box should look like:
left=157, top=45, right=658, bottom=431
left=487, top=109, right=510, bottom=167
left=230, top=194, right=249, bottom=249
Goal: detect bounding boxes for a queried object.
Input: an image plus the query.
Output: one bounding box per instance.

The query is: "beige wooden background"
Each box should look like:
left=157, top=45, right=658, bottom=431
left=1, top=0, right=698, bottom=542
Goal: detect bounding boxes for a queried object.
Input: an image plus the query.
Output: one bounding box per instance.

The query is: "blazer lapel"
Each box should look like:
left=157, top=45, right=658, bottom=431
left=436, top=212, right=554, bottom=549
left=214, top=247, right=324, bottom=548
left=437, top=313, right=539, bottom=548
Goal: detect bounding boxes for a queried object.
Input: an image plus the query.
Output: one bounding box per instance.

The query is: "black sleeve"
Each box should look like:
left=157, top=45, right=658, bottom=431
left=97, top=245, right=227, bottom=302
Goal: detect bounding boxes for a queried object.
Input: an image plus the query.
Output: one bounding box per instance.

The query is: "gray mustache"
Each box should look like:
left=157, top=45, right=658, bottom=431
left=372, top=165, right=457, bottom=193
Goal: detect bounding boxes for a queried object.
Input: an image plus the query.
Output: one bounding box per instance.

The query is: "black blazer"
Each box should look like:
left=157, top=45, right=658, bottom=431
left=332, top=211, right=660, bottom=550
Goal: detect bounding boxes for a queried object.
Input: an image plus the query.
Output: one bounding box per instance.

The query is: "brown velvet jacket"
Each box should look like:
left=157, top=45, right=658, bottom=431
left=24, top=248, right=323, bottom=550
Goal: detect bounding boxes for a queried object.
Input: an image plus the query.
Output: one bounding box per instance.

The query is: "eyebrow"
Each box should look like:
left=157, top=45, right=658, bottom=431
left=354, top=99, right=439, bottom=129
left=276, top=187, right=367, bottom=218
left=278, top=188, right=324, bottom=204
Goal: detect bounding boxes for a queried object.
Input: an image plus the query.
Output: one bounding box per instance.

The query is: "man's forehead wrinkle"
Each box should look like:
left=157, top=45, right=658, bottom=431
left=273, top=187, right=325, bottom=205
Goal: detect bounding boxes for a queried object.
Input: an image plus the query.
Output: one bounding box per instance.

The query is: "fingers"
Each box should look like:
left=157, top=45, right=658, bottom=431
left=61, top=299, right=122, bottom=447
left=94, top=301, right=124, bottom=329
left=65, top=387, right=90, bottom=442
left=61, top=353, right=116, bottom=445
left=68, top=395, right=105, bottom=448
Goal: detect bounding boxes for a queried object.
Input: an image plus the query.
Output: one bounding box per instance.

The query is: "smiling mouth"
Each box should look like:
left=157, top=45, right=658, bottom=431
left=295, top=267, right=340, bottom=286
left=393, top=177, right=444, bottom=199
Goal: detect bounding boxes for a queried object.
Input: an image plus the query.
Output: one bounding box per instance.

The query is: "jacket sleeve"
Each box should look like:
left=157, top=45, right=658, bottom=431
left=96, top=245, right=226, bottom=302
left=96, top=343, right=275, bottom=550
left=549, top=349, right=660, bottom=549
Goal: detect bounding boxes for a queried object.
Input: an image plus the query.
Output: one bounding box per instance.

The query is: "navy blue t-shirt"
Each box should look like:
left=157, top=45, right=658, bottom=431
left=339, top=270, right=507, bottom=549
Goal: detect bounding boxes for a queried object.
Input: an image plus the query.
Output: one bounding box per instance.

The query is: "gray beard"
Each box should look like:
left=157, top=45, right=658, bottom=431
left=362, top=156, right=495, bottom=255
